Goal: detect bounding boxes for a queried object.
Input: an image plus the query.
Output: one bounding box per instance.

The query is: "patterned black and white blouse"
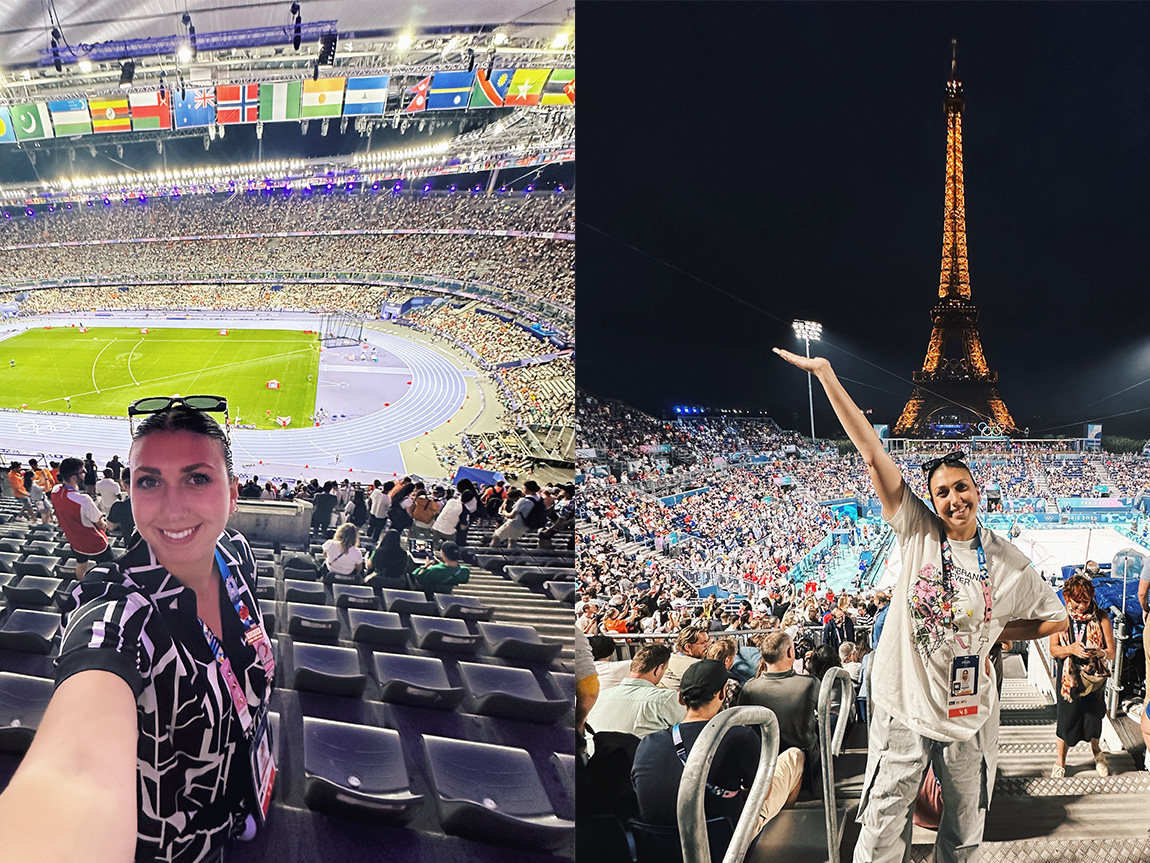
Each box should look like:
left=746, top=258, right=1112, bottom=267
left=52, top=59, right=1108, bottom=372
left=57, top=528, right=271, bottom=863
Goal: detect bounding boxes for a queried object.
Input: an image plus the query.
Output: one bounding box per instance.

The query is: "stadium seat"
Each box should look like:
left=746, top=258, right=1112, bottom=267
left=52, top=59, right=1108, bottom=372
left=421, top=734, right=574, bottom=849
left=22, top=541, right=59, bottom=557
left=433, top=594, right=493, bottom=621
left=0, top=609, right=60, bottom=654
left=380, top=589, right=437, bottom=616
left=302, top=717, right=423, bottom=821
left=258, top=600, right=277, bottom=634
left=548, top=672, right=575, bottom=702
left=0, top=672, right=54, bottom=753
left=285, top=603, right=341, bottom=641
left=544, top=581, right=576, bottom=604
left=14, top=556, right=59, bottom=579
left=346, top=609, right=409, bottom=647
left=2, top=576, right=63, bottom=608
left=282, top=579, right=327, bottom=605
left=0, top=542, right=22, bottom=555
left=255, top=577, right=275, bottom=601
left=505, top=566, right=569, bottom=587
left=0, top=552, right=23, bottom=573
left=551, top=751, right=577, bottom=805
left=457, top=662, right=570, bottom=723
left=477, top=622, right=563, bottom=664
left=629, top=817, right=735, bottom=863
left=363, top=573, right=410, bottom=591
left=372, top=653, right=464, bottom=710
left=331, top=584, right=379, bottom=609
left=408, top=615, right=481, bottom=654
left=290, top=644, right=366, bottom=698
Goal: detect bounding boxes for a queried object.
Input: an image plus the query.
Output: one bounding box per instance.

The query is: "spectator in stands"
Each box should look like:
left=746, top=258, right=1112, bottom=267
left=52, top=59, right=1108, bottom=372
left=705, top=636, right=743, bottom=709
left=410, top=487, right=442, bottom=531
left=28, top=459, right=53, bottom=496
left=590, top=634, right=631, bottom=691
left=1050, top=574, right=1115, bottom=778
left=51, top=457, right=113, bottom=580
left=364, top=529, right=415, bottom=587
left=107, top=454, right=124, bottom=483
left=368, top=480, right=390, bottom=540
left=822, top=605, right=855, bottom=653
left=586, top=643, right=686, bottom=738
left=321, top=523, right=364, bottom=584
left=774, top=347, right=1068, bottom=863
left=388, top=480, right=416, bottom=534
left=806, top=644, right=842, bottom=682
left=106, top=472, right=134, bottom=538
left=661, top=624, right=710, bottom=691
left=738, top=631, right=820, bottom=772
left=260, top=482, right=277, bottom=501
left=871, top=590, right=890, bottom=646
left=344, top=487, right=369, bottom=528
left=82, top=453, right=98, bottom=497
left=539, top=483, right=576, bottom=550
left=96, top=468, right=121, bottom=513
left=631, top=659, right=804, bottom=844
left=7, top=461, right=32, bottom=518
left=0, top=402, right=275, bottom=861
left=310, top=481, right=338, bottom=534
left=23, top=469, right=52, bottom=525
left=492, top=480, right=544, bottom=547
left=839, top=642, right=862, bottom=686
left=411, top=541, right=470, bottom=594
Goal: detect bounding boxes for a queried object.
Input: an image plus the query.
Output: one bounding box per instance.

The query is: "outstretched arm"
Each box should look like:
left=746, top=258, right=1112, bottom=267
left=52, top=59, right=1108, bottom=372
left=773, top=348, right=905, bottom=517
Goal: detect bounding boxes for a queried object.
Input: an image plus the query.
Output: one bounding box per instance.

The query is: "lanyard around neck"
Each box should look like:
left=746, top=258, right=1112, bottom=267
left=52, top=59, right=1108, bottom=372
left=939, top=526, right=992, bottom=650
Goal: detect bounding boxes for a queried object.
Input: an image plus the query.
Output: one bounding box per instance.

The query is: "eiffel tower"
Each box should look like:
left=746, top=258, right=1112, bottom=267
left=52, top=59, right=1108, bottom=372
left=893, top=44, right=1017, bottom=438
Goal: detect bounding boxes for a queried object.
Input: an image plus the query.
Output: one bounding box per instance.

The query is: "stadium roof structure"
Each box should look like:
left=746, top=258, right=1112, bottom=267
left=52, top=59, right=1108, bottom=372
left=0, top=1, right=574, bottom=191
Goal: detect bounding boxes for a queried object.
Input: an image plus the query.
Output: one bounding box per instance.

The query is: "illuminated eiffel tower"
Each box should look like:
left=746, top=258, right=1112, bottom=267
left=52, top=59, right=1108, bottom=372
left=893, top=44, right=1017, bottom=437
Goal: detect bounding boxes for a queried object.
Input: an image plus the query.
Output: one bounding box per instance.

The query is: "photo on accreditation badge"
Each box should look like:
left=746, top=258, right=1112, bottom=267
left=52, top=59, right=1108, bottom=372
left=575, top=3, right=1150, bottom=863
left=0, top=3, right=576, bottom=862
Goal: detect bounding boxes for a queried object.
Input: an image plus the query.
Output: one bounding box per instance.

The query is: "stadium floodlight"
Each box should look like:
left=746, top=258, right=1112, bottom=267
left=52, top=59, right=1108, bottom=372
left=551, top=31, right=570, bottom=50
left=397, top=33, right=413, bottom=51
left=318, top=33, right=337, bottom=68
left=78, top=57, right=93, bottom=73
left=792, top=320, right=823, bottom=442
left=118, top=60, right=135, bottom=90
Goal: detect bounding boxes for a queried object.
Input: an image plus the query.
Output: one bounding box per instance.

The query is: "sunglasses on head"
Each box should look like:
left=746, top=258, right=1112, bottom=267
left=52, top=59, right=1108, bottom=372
left=921, top=450, right=966, bottom=476
left=127, top=395, right=230, bottom=438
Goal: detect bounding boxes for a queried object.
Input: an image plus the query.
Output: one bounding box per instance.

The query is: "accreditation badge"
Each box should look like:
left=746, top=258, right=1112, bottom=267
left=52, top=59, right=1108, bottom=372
left=248, top=710, right=276, bottom=825
left=948, top=654, right=980, bottom=717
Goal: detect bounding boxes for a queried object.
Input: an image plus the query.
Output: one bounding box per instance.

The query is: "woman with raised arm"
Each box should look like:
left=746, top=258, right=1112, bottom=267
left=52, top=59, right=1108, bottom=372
left=774, top=348, right=1067, bottom=863
left=0, top=397, right=275, bottom=863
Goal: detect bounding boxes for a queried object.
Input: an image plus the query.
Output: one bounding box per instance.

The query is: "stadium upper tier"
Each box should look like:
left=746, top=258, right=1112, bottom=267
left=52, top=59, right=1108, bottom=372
left=0, top=193, right=574, bottom=320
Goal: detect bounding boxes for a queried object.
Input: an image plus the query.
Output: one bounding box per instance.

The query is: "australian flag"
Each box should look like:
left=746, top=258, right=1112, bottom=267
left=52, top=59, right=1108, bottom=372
left=174, top=88, right=216, bottom=128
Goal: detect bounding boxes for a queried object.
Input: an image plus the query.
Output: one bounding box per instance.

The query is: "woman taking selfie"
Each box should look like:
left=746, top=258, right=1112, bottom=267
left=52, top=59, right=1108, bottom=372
left=0, top=396, right=275, bottom=863
left=774, top=348, right=1066, bottom=863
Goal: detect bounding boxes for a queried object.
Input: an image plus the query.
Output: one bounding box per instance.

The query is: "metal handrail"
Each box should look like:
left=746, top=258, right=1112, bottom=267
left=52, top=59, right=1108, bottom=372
left=818, top=667, right=855, bottom=862
left=677, top=705, right=779, bottom=863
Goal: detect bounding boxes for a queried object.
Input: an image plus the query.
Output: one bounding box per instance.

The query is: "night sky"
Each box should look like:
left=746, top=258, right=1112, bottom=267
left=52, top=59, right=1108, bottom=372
left=578, top=3, right=1150, bottom=439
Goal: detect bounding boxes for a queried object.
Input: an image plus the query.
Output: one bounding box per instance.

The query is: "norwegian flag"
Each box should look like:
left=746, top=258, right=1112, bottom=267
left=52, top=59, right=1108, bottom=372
left=216, top=83, right=258, bottom=125
left=405, top=75, right=431, bottom=113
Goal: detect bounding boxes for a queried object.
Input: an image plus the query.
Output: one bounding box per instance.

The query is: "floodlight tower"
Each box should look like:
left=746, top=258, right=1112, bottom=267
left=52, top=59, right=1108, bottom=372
left=792, top=319, right=822, bottom=442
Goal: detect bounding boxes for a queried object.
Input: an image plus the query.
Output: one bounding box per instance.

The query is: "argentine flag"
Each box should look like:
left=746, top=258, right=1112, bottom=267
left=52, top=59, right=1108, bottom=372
left=343, top=76, right=389, bottom=116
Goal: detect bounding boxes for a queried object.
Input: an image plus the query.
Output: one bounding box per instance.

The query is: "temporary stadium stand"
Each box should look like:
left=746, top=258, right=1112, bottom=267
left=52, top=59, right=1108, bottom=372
left=0, top=508, right=575, bottom=862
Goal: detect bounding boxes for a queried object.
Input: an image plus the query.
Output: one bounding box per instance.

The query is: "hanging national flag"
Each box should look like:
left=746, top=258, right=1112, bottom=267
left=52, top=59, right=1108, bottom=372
left=301, top=77, right=345, bottom=118
left=468, top=69, right=514, bottom=109
left=12, top=103, right=53, bottom=141
left=216, top=83, right=260, bottom=124
left=0, top=108, right=14, bottom=143
left=504, top=68, right=551, bottom=106
left=259, top=81, right=301, bottom=122
left=540, top=68, right=575, bottom=106
left=175, top=88, right=216, bottom=128
left=90, top=95, right=131, bottom=133
left=427, top=70, right=475, bottom=110
left=128, top=90, right=172, bottom=130
left=47, top=99, right=92, bottom=136
left=404, top=75, right=432, bottom=113
left=342, top=75, right=389, bottom=116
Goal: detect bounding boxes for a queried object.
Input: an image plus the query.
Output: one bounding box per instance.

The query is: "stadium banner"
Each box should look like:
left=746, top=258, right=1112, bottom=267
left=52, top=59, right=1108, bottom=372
left=1058, top=497, right=1128, bottom=510
left=659, top=487, right=710, bottom=507
left=12, top=102, right=53, bottom=141
left=0, top=107, right=14, bottom=143
left=128, top=91, right=172, bottom=130
left=216, top=83, right=260, bottom=124
left=1085, top=423, right=1103, bottom=442
left=89, top=95, right=130, bottom=133
left=1065, top=512, right=1135, bottom=524
left=639, top=444, right=672, bottom=454
left=174, top=88, right=216, bottom=127
left=504, top=68, right=550, bottom=106
left=48, top=99, right=92, bottom=136
left=259, top=81, right=302, bottom=122
left=405, top=75, right=431, bottom=113
left=540, top=68, right=575, bottom=106
left=342, top=76, right=389, bottom=116
left=574, top=448, right=596, bottom=459
left=469, top=69, right=514, bottom=108
left=427, top=70, right=475, bottom=110
left=301, top=77, right=345, bottom=118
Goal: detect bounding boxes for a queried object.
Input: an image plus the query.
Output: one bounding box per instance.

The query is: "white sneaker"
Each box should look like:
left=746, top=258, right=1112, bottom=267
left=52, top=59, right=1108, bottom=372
left=1126, top=702, right=1145, bottom=722
left=1051, top=764, right=1066, bottom=779
left=1094, top=752, right=1109, bottom=777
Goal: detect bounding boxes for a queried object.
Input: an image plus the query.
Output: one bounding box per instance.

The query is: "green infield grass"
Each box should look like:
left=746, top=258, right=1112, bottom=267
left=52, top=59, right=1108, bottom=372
left=1, top=326, right=320, bottom=430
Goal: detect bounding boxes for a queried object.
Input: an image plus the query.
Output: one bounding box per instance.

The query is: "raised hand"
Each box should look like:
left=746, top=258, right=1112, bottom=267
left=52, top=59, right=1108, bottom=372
left=773, top=347, right=830, bottom=377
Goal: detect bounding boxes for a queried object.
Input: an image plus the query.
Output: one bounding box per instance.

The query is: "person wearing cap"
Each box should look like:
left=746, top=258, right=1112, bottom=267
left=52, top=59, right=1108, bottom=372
left=775, top=348, right=1068, bottom=863
left=491, top=480, right=544, bottom=547
left=585, top=643, right=686, bottom=738
left=631, top=659, right=804, bottom=841
left=410, top=541, right=470, bottom=594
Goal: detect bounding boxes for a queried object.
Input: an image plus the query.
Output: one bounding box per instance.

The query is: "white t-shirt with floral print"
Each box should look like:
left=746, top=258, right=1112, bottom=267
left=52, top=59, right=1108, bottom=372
left=872, top=484, right=1066, bottom=741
